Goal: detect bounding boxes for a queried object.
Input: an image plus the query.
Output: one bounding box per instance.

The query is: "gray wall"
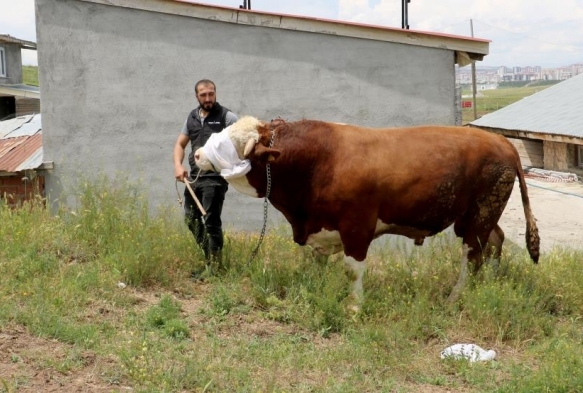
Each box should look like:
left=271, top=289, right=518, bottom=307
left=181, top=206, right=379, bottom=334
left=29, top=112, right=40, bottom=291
left=36, top=0, right=457, bottom=230
left=0, top=43, right=23, bottom=85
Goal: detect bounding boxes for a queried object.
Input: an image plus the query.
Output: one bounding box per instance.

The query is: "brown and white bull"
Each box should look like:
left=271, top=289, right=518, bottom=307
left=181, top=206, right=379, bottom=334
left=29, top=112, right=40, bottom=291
left=194, top=116, right=540, bottom=303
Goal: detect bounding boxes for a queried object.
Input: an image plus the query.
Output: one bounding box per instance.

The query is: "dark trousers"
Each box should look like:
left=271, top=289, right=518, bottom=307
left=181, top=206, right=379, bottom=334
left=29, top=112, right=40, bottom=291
left=184, top=178, right=228, bottom=261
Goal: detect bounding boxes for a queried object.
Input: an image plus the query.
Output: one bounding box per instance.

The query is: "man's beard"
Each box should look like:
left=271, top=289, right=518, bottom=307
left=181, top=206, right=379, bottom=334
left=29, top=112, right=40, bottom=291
left=200, top=101, right=216, bottom=111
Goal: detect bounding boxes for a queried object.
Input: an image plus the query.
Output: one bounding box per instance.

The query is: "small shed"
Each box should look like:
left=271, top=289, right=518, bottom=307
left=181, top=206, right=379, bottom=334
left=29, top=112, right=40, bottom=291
left=0, top=34, right=40, bottom=120
left=470, top=74, right=583, bottom=175
left=0, top=114, right=50, bottom=206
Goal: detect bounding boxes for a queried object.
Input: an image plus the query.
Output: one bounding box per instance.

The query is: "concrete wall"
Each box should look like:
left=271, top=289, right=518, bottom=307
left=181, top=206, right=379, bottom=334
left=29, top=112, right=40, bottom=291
left=36, top=0, right=458, bottom=230
left=0, top=43, right=23, bottom=85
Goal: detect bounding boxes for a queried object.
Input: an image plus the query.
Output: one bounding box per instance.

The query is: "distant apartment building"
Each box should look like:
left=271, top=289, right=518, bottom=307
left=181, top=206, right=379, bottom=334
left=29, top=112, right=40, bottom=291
left=457, top=63, right=583, bottom=86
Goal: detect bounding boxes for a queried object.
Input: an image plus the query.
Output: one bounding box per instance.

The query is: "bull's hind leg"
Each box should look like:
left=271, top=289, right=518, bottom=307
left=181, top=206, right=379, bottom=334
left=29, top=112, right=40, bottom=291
left=485, top=224, right=505, bottom=274
left=486, top=224, right=504, bottom=261
left=448, top=167, right=515, bottom=303
left=447, top=233, right=492, bottom=303
left=447, top=243, right=472, bottom=303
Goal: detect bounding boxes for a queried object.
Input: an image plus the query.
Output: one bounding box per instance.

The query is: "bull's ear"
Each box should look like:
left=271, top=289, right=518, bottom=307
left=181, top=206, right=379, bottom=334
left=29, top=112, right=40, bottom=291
left=254, top=144, right=281, bottom=162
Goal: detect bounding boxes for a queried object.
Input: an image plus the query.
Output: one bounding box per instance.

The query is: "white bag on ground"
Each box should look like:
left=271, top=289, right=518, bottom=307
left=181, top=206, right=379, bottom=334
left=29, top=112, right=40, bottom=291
left=440, top=344, right=496, bottom=362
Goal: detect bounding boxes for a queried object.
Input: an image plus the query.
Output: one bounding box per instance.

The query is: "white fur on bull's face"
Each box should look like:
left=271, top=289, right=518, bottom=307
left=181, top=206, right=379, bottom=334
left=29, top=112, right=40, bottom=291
left=193, top=147, right=214, bottom=172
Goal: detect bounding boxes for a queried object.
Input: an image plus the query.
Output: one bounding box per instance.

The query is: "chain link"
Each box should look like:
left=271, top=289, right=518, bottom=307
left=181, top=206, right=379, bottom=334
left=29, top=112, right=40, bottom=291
left=247, top=130, right=275, bottom=266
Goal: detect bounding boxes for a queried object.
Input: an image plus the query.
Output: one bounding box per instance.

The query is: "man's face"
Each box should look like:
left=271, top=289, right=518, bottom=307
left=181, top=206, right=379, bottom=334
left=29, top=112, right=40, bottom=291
left=196, top=84, right=216, bottom=111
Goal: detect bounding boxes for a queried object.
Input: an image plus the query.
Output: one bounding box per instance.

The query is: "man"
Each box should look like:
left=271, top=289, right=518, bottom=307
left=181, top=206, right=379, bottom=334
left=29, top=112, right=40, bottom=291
left=173, top=79, right=238, bottom=266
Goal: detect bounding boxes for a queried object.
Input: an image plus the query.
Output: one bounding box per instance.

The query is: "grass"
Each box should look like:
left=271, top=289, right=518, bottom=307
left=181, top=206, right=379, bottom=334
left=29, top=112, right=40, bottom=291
left=461, top=83, right=557, bottom=124
left=22, top=66, right=38, bottom=86
left=2, top=175, right=583, bottom=392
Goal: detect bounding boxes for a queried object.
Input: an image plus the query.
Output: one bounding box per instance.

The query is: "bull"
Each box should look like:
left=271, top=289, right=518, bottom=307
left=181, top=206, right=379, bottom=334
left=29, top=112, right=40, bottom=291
left=194, top=116, right=540, bottom=303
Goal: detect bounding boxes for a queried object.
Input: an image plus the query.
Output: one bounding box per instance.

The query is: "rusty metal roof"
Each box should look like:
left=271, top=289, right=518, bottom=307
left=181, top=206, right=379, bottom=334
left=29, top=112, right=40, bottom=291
left=0, top=114, right=43, bottom=173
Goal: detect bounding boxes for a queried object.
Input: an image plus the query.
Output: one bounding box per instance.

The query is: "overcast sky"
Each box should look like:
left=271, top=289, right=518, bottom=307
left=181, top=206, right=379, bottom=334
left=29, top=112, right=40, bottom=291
left=2, top=0, right=582, bottom=68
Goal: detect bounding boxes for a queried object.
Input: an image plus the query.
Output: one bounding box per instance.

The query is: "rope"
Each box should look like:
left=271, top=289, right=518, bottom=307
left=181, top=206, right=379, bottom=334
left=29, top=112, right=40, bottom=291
left=175, top=170, right=205, bottom=219
left=524, top=179, right=583, bottom=199
left=524, top=173, right=577, bottom=183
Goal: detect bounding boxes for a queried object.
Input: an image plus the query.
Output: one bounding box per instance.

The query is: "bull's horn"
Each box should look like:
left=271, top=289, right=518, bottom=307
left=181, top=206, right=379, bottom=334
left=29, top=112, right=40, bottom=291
left=244, top=139, right=256, bottom=157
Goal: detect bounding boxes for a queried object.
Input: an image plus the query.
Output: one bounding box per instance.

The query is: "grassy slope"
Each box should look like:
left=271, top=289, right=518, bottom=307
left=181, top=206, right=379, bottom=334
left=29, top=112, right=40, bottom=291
left=461, top=83, right=558, bottom=124
left=1, top=176, right=583, bottom=392
left=22, top=65, right=39, bottom=86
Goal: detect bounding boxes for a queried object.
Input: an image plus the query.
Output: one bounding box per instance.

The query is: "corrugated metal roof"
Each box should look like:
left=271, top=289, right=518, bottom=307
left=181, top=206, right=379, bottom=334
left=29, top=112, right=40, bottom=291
left=470, top=74, right=583, bottom=138
left=4, top=114, right=42, bottom=138
left=0, top=134, right=42, bottom=172
left=0, top=114, right=43, bottom=173
left=0, top=116, right=32, bottom=138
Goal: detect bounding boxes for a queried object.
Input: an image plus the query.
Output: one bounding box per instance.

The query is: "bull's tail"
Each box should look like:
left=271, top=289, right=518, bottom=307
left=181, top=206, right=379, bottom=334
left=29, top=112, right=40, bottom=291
left=516, top=165, right=540, bottom=263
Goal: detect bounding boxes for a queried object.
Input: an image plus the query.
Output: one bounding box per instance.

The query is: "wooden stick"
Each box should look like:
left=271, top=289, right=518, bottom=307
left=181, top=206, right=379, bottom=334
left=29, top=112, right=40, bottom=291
left=184, top=179, right=207, bottom=216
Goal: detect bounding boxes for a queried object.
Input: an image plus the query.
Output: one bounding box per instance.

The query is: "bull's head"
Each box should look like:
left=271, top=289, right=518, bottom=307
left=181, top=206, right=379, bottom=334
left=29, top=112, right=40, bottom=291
left=194, top=116, right=281, bottom=196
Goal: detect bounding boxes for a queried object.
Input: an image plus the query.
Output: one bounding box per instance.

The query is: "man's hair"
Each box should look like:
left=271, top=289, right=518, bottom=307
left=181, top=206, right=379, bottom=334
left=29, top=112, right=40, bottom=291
left=195, top=79, right=216, bottom=94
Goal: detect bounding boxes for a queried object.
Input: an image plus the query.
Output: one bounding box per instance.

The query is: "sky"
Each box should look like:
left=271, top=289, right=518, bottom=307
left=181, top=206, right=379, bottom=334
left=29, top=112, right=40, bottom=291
left=2, top=0, right=582, bottom=68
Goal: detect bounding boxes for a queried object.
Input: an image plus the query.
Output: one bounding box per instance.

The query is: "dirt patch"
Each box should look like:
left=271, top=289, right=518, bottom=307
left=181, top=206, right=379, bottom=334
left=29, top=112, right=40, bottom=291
left=499, top=178, right=583, bottom=252
left=0, top=326, right=123, bottom=392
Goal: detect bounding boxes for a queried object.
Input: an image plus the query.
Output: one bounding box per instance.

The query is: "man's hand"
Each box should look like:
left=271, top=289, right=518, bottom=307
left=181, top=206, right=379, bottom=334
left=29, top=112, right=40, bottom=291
left=174, top=165, right=188, bottom=182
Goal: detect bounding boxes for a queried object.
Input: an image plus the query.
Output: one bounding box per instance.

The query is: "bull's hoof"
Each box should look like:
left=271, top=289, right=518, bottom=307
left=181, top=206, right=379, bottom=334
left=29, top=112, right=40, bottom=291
left=344, top=293, right=363, bottom=315
left=446, top=288, right=462, bottom=304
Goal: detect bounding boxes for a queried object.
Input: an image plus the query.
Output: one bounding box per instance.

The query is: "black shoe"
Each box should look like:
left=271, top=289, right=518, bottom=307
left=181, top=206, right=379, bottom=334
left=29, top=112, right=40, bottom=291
left=190, top=265, right=211, bottom=281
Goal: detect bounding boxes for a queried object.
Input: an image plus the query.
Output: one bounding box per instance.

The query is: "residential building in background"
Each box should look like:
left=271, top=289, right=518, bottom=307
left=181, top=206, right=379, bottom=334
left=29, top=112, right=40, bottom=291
left=457, top=63, right=583, bottom=86
left=0, top=34, right=40, bottom=120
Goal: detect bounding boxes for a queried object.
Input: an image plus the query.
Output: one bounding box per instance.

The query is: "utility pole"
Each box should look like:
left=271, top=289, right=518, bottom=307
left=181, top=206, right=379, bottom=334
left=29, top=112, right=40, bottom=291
left=470, top=19, right=478, bottom=120
left=401, top=0, right=411, bottom=29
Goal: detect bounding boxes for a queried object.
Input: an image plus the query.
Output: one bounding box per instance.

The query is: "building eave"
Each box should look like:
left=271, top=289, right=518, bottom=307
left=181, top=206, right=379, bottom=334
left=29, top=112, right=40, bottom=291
left=0, top=34, right=37, bottom=50
left=0, top=85, right=40, bottom=99
left=78, top=0, right=489, bottom=66
left=470, top=125, right=583, bottom=145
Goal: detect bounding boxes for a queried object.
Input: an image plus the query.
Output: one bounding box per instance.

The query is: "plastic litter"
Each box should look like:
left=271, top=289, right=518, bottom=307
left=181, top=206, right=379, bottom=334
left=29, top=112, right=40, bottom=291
left=440, top=343, right=496, bottom=362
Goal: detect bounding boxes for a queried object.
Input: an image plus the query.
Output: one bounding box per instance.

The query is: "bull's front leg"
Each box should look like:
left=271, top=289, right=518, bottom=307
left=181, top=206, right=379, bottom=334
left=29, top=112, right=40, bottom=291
left=343, top=255, right=367, bottom=312
left=306, top=229, right=366, bottom=311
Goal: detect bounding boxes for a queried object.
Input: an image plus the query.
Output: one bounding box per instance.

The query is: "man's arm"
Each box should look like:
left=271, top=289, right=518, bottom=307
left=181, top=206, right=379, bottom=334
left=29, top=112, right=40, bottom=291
left=225, top=111, right=238, bottom=127
left=173, top=133, right=190, bottom=182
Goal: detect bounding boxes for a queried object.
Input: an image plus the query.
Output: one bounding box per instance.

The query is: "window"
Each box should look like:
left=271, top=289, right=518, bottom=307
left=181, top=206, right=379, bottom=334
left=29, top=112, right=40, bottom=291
left=0, top=47, right=6, bottom=77
left=578, top=145, right=583, bottom=168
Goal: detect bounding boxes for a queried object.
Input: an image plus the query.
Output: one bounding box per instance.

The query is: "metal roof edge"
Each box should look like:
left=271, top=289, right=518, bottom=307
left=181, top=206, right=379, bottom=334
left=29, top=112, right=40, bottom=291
left=471, top=125, right=583, bottom=145
left=78, top=0, right=489, bottom=63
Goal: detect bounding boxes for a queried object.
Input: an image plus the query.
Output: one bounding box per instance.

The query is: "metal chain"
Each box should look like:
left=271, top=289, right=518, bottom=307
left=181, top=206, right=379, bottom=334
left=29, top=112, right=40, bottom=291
left=247, top=130, right=275, bottom=266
